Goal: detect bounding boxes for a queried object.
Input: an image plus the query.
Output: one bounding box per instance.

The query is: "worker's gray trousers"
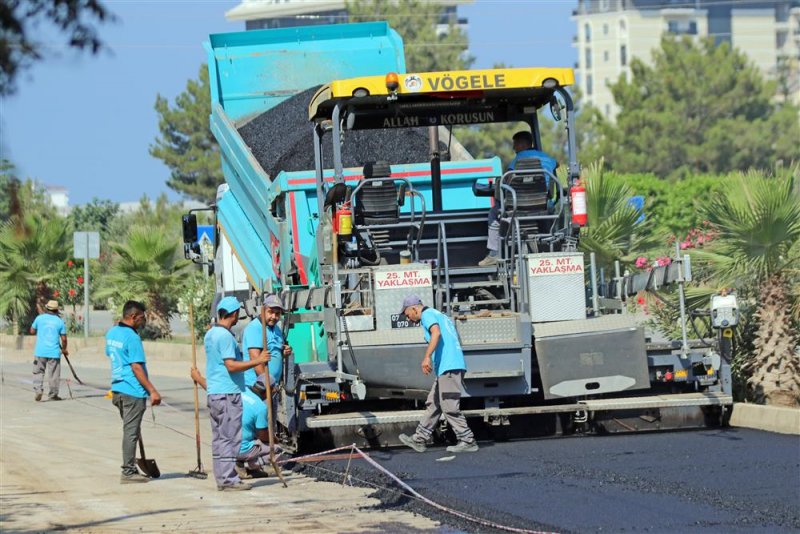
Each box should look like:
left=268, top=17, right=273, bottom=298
left=112, top=393, right=147, bottom=476
left=208, top=394, right=243, bottom=487
left=32, top=357, right=61, bottom=398
left=237, top=440, right=272, bottom=470
left=487, top=204, right=500, bottom=253
left=412, top=370, right=475, bottom=444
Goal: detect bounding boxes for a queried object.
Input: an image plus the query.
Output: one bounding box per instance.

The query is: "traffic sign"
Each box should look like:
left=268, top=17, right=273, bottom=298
left=73, top=232, right=100, bottom=259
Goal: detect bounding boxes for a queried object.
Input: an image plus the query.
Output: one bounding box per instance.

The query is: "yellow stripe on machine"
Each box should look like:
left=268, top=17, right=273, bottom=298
left=309, top=67, right=574, bottom=119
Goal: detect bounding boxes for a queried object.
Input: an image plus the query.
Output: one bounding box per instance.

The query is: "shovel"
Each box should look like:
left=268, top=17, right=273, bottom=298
left=137, top=432, right=160, bottom=479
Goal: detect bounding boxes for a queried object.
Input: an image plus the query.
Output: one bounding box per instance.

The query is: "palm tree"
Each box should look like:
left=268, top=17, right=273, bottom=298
left=97, top=225, right=189, bottom=338
left=693, top=169, right=800, bottom=406
left=578, top=159, right=656, bottom=269
left=0, top=214, right=70, bottom=332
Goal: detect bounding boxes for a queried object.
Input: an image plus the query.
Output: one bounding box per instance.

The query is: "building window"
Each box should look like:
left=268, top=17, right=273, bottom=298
left=603, top=23, right=609, bottom=35
left=587, top=75, right=593, bottom=96
left=585, top=47, right=592, bottom=68
left=604, top=50, right=609, bottom=62
left=776, top=3, right=789, bottom=22
left=620, top=44, right=627, bottom=66
left=605, top=104, right=611, bottom=116
left=600, top=0, right=609, bottom=12
left=667, top=20, right=679, bottom=33
left=668, top=19, right=698, bottom=35
left=777, top=30, right=788, bottom=49
left=585, top=23, right=591, bottom=41
left=620, top=19, right=626, bottom=32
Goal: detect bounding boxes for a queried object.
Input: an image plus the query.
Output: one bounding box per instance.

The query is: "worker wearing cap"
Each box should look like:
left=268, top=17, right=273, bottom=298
left=241, top=294, right=292, bottom=388
left=106, top=300, right=162, bottom=484
left=30, top=299, right=68, bottom=401
left=190, top=370, right=280, bottom=478
left=204, top=296, right=269, bottom=491
left=398, top=295, right=478, bottom=453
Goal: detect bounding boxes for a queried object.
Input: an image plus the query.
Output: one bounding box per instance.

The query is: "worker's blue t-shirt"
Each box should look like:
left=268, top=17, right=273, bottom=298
left=204, top=325, right=245, bottom=395
left=239, top=388, right=268, bottom=455
left=105, top=324, right=149, bottom=398
left=241, top=320, right=284, bottom=386
left=32, top=313, right=66, bottom=358
left=508, top=149, right=557, bottom=187
left=420, top=307, right=466, bottom=376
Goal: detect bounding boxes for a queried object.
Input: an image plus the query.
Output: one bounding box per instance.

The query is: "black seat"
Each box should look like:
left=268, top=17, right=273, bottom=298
left=497, top=157, right=557, bottom=245
left=355, top=161, right=400, bottom=225
left=497, top=158, right=550, bottom=216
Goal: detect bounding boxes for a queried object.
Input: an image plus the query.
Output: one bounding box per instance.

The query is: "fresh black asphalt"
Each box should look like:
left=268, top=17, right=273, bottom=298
left=299, top=428, right=800, bottom=533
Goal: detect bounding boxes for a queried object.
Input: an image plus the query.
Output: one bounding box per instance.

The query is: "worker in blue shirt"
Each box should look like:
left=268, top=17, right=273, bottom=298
left=30, top=300, right=68, bottom=401
left=398, top=295, right=478, bottom=454
left=105, top=300, right=162, bottom=484
left=203, top=296, right=269, bottom=491
left=479, top=130, right=558, bottom=267
left=241, top=294, right=292, bottom=387
left=190, top=370, right=280, bottom=479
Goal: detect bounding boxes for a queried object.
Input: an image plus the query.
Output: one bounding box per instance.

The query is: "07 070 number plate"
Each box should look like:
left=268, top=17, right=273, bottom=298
left=390, top=314, right=420, bottom=329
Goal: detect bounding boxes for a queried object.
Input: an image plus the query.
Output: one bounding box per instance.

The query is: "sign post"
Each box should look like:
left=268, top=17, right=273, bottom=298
left=73, top=232, right=100, bottom=338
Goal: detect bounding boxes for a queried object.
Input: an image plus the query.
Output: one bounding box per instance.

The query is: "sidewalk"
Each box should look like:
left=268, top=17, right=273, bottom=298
left=0, top=346, right=439, bottom=533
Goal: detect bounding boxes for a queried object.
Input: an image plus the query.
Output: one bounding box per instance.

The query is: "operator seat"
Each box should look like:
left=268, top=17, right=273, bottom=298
left=497, top=157, right=556, bottom=244
left=355, top=161, right=401, bottom=226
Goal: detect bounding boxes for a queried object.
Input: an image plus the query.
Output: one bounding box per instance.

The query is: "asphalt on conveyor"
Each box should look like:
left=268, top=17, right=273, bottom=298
left=298, top=429, right=800, bottom=534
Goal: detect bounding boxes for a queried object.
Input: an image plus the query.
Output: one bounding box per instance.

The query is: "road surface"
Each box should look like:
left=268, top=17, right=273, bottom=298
left=2, top=344, right=797, bottom=533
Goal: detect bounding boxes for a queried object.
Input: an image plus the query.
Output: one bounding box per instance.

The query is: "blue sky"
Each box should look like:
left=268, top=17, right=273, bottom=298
left=0, top=0, right=576, bottom=205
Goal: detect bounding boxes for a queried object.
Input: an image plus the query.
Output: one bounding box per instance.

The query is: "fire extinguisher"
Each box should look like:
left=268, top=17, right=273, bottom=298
left=335, top=204, right=353, bottom=238
left=571, top=181, right=588, bottom=226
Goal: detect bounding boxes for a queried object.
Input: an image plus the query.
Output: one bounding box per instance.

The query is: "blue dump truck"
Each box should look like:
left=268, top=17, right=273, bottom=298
left=181, top=22, right=737, bottom=451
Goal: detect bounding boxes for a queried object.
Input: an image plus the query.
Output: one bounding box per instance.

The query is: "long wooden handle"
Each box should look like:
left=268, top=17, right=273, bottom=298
left=260, top=305, right=275, bottom=455
left=138, top=431, right=147, bottom=460
left=261, top=289, right=287, bottom=487
left=189, top=304, right=202, bottom=462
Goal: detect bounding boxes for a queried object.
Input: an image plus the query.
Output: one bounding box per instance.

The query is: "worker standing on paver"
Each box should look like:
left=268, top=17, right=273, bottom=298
left=30, top=300, right=68, bottom=402
left=241, top=294, right=292, bottom=388
left=204, top=296, right=269, bottom=491
left=398, top=295, right=479, bottom=453
left=105, top=300, right=162, bottom=484
left=479, top=131, right=558, bottom=267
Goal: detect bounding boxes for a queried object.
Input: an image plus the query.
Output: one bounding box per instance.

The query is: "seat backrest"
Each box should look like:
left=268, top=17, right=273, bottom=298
left=499, top=158, right=549, bottom=214
left=355, top=161, right=400, bottom=225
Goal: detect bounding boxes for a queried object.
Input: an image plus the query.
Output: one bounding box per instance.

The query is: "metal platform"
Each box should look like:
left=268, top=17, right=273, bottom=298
left=304, top=392, right=733, bottom=428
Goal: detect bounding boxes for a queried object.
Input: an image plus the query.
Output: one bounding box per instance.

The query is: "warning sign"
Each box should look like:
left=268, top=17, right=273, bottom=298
left=375, top=269, right=432, bottom=290
left=528, top=255, right=585, bottom=277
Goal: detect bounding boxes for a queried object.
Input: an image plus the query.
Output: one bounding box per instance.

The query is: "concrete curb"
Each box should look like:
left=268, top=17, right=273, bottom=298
left=730, top=402, right=800, bottom=435
left=0, top=334, right=206, bottom=361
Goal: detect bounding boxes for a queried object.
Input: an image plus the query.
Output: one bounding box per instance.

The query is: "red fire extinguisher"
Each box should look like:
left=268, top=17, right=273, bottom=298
left=571, top=181, right=588, bottom=226
left=334, top=204, right=353, bottom=237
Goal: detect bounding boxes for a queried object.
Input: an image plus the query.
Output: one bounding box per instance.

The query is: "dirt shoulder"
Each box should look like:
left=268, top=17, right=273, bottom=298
left=0, top=346, right=439, bottom=533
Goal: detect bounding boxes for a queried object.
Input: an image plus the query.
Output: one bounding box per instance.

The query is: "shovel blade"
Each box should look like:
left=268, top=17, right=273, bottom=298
left=137, top=458, right=161, bottom=479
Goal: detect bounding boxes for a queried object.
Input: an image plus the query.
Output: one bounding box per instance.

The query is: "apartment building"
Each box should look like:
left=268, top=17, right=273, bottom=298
left=225, top=0, right=470, bottom=33
left=573, top=0, right=800, bottom=117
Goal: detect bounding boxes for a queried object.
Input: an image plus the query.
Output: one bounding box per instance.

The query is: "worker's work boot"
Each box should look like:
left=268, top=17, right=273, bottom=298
left=235, top=462, right=253, bottom=480
left=446, top=440, right=479, bottom=453
left=34, top=392, right=42, bottom=402
left=398, top=433, right=427, bottom=453
left=48, top=395, right=63, bottom=401
left=478, top=255, right=498, bottom=267
left=120, top=472, right=150, bottom=484
left=217, top=481, right=252, bottom=491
